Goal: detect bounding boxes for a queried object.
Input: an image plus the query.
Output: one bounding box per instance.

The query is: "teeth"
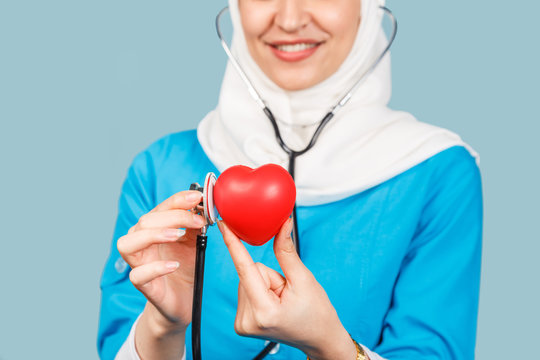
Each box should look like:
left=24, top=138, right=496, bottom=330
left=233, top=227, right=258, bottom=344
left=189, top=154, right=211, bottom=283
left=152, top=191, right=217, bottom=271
left=275, top=43, right=317, bottom=52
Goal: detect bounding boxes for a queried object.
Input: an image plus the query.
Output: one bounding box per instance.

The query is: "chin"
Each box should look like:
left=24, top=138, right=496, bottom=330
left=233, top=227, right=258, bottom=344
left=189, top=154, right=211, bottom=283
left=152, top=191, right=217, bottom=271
left=269, top=69, right=322, bottom=91
left=276, top=81, right=310, bottom=91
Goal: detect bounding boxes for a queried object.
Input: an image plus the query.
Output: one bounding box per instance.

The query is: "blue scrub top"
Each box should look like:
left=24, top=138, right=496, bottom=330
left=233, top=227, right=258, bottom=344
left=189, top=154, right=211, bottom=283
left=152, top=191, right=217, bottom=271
left=98, top=130, right=482, bottom=359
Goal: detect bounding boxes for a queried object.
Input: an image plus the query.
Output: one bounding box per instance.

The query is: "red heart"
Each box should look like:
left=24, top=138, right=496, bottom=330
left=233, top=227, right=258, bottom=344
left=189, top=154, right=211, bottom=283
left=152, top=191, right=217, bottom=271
left=213, top=164, right=296, bottom=246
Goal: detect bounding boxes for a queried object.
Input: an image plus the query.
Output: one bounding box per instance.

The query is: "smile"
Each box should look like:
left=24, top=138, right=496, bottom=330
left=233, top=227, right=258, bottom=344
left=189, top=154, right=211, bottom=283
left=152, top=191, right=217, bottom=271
left=268, top=41, right=323, bottom=62
left=274, top=43, right=318, bottom=52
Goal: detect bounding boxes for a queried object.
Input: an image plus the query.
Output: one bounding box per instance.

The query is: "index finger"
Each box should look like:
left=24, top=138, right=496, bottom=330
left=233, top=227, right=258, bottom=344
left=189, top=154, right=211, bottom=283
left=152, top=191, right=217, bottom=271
left=150, top=190, right=202, bottom=213
left=218, top=221, right=275, bottom=309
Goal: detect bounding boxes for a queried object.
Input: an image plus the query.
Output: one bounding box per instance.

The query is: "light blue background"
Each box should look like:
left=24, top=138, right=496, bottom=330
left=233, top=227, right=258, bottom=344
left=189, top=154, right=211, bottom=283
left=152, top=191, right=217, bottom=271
left=0, top=0, right=538, bottom=359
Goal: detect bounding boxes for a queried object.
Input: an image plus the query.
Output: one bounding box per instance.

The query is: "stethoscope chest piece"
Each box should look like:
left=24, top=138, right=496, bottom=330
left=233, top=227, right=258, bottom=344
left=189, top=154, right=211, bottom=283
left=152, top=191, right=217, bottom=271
left=190, top=172, right=219, bottom=229
left=203, top=172, right=218, bottom=226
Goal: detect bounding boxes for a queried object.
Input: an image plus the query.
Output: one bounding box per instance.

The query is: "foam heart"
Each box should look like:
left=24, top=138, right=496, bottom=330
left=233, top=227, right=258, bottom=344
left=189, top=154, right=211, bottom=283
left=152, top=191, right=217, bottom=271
left=213, top=164, right=296, bottom=246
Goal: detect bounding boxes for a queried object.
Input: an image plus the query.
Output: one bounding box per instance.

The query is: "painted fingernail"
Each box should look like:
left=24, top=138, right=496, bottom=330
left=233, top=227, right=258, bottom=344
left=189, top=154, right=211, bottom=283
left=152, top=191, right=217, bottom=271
left=186, top=191, right=201, bottom=202
left=193, top=214, right=205, bottom=227
left=162, top=229, right=183, bottom=239
left=166, top=261, right=180, bottom=270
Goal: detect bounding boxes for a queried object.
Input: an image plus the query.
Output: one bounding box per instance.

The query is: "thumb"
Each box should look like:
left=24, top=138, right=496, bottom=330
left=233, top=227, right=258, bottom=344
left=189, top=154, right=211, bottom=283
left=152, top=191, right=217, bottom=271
left=273, top=218, right=308, bottom=283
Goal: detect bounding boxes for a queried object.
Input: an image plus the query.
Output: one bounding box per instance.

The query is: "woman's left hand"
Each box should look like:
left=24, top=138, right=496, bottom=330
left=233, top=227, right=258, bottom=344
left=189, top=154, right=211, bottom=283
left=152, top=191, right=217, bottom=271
left=218, top=219, right=357, bottom=360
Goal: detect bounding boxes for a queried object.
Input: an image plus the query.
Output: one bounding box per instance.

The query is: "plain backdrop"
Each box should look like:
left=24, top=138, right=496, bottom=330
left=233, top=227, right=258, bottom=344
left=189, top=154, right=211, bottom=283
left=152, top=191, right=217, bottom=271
left=0, top=0, right=538, bottom=359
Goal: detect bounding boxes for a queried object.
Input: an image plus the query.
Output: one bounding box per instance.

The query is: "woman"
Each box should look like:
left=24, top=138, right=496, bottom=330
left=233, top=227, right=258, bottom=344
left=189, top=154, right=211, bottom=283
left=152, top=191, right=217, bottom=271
left=98, top=0, right=482, bottom=359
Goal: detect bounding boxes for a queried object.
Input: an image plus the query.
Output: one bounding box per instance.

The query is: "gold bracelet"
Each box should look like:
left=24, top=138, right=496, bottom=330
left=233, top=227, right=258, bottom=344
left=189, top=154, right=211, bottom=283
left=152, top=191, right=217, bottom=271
left=306, top=334, right=367, bottom=360
left=351, top=337, right=367, bottom=360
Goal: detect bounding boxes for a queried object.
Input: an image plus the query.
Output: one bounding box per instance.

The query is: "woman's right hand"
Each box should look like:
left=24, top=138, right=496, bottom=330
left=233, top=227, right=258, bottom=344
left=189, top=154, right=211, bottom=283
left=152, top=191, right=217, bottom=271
left=117, top=190, right=205, bottom=336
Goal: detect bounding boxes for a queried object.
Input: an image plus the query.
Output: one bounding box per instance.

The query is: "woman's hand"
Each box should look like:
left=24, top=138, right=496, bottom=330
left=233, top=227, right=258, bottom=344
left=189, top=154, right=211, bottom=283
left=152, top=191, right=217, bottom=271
left=117, top=190, right=205, bottom=359
left=218, top=219, right=358, bottom=360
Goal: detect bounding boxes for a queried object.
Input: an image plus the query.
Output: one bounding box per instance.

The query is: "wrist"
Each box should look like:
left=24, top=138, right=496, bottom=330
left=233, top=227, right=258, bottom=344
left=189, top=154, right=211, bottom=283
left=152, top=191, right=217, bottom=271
left=135, top=304, right=187, bottom=360
left=304, top=323, right=357, bottom=360
left=142, top=302, right=187, bottom=338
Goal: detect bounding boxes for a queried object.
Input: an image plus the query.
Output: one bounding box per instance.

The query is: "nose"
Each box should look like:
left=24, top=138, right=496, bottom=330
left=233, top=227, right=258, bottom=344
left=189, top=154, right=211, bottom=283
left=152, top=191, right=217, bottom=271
left=274, top=0, right=310, bottom=33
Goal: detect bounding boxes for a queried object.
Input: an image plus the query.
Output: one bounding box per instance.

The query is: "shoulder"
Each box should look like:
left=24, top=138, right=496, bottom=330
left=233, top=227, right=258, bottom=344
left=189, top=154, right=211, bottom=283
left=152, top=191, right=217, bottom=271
left=138, top=129, right=199, bottom=160
left=130, top=129, right=201, bottom=171
left=412, top=145, right=483, bottom=231
left=369, top=145, right=482, bottom=219
left=372, top=143, right=481, bottom=203
left=396, top=144, right=482, bottom=210
left=126, top=129, right=218, bottom=204
left=421, top=145, right=481, bottom=190
left=424, top=145, right=479, bottom=174
left=123, top=129, right=203, bottom=194
left=386, top=113, right=482, bottom=191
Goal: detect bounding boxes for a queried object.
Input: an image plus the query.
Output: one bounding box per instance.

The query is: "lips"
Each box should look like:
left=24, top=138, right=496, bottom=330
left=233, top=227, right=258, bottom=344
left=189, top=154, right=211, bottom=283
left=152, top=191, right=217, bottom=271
left=267, top=40, right=323, bottom=62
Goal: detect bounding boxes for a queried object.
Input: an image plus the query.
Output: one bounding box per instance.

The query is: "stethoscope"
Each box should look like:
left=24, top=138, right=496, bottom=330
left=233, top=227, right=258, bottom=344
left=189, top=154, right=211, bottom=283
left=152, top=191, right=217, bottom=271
left=190, top=5, right=398, bottom=360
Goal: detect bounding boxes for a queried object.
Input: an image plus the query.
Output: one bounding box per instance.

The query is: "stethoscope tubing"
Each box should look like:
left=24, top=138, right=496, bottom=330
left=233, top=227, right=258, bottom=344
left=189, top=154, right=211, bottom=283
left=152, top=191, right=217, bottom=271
left=190, top=6, right=399, bottom=360
left=215, top=5, right=397, bottom=253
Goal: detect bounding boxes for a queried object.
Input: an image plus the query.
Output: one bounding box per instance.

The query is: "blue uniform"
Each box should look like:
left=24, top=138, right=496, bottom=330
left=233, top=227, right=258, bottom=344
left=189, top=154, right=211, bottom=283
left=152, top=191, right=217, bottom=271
left=98, top=130, right=482, bottom=359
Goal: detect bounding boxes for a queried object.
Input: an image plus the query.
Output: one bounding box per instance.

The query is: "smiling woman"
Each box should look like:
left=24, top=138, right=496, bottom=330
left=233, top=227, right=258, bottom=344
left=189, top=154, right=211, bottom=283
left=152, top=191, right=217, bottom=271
left=98, top=0, right=483, bottom=359
left=239, top=0, right=361, bottom=90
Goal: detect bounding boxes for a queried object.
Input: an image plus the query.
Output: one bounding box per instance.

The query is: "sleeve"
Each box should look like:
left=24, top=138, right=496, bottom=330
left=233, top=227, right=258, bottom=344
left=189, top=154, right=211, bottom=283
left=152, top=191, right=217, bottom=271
left=361, top=345, right=386, bottom=360
left=373, top=148, right=483, bottom=359
left=97, top=150, right=157, bottom=360
left=115, top=315, right=187, bottom=360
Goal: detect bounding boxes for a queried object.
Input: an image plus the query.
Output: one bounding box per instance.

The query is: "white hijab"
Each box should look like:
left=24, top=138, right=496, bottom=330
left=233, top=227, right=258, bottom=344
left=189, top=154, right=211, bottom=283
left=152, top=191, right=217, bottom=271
left=197, top=0, right=478, bottom=206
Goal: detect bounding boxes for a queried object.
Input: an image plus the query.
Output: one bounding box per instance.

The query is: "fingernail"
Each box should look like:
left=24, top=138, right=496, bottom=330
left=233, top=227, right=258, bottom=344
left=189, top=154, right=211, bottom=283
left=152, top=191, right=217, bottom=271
left=287, top=218, right=293, bottom=232
left=166, top=261, right=180, bottom=270
left=162, top=228, right=184, bottom=239
left=186, top=191, right=201, bottom=202
left=193, top=214, right=205, bottom=227
left=217, top=220, right=227, bottom=232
